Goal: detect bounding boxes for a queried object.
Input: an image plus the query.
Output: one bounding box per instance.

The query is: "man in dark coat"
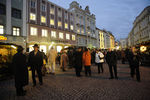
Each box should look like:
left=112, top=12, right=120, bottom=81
left=106, top=49, right=118, bottom=79
left=129, top=50, right=141, bottom=82
left=12, top=46, right=28, bottom=96
left=28, top=44, right=43, bottom=86
left=74, top=48, right=83, bottom=77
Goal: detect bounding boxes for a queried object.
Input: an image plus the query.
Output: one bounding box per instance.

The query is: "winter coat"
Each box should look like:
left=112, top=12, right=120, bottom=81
left=47, top=49, right=57, bottom=63
left=12, top=53, right=28, bottom=88
left=95, top=52, right=104, bottom=63
left=74, top=51, right=83, bottom=68
left=60, top=53, right=69, bottom=67
left=28, top=50, right=43, bottom=68
left=106, top=51, right=117, bottom=65
left=82, top=51, right=91, bottom=66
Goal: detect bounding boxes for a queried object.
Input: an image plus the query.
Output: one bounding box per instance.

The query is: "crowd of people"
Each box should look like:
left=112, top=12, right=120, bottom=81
left=12, top=44, right=141, bottom=96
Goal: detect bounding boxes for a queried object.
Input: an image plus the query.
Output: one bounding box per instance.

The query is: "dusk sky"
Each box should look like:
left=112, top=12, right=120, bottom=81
left=49, top=0, right=150, bottom=40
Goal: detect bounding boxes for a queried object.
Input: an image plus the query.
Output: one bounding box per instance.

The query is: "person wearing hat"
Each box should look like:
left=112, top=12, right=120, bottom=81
left=28, top=44, right=43, bottom=86
left=12, top=46, right=28, bottom=96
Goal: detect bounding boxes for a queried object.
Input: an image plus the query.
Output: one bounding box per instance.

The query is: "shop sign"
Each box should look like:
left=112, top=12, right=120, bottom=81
left=0, top=36, right=7, bottom=41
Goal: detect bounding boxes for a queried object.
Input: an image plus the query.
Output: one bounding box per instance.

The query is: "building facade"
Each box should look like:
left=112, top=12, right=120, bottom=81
left=69, top=1, right=97, bottom=48
left=128, top=6, right=150, bottom=47
left=0, top=0, right=27, bottom=48
left=96, top=28, right=104, bottom=49
left=120, top=38, right=127, bottom=49
left=27, top=0, right=76, bottom=53
left=109, top=32, right=115, bottom=49
left=96, top=28, right=115, bottom=49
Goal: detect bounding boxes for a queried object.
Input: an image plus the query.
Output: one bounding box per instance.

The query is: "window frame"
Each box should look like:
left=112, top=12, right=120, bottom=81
left=51, top=31, right=56, bottom=38
left=59, top=32, right=64, bottom=39
left=72, top=35, right=76, bottom=41
left=41, top=16, right=46, bottom=23
left=12, top=8, right=21, bottom=19
left=0, top=25, right=4, bottom=34
left=42, top=29, right=48, bottom=37
left=30, top=27, right=37, bottom=36
left=0, top=3, right=6, bottom=15
left=66, top=33, right=70, bottom=40
left=30, top=13, right=36, bottom=21
left=12, top=27, right=20, bottom=36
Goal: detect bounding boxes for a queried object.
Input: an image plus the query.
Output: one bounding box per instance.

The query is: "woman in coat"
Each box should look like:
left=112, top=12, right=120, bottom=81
left=60, top=50, right=69, bottom=71
left=12, top=46, right=28, bottom=96
left=95, top=49, right=104, bottom=74
left=82, top=48, right=91, bottom=76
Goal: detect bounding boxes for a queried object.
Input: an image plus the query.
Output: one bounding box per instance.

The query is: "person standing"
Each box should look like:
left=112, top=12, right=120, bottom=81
left=60, top=50, right=69, bottom=71
left=82, top=48, right=91, bottom=77
left=74, top=47, right=83, bottom=77
left=95, top=49, right=104, bottom=74
left=41, top=49, right=47, bottom=76
left=47, top=47, right=57, bottom=75
left=28, top=44, right=43, bottom=86
left=12, top=46, right=28, bottom=96
left=121, top=50, right=126, bottom=64
left=106, top=49, right=118, bottom=79
left=130, top=50, right=141, bottom=82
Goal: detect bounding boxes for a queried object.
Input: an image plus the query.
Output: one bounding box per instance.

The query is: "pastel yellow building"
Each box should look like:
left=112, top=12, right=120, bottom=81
left=110, top=34, right=115, bottom=49
left=99, top=31, right=105, bottom=49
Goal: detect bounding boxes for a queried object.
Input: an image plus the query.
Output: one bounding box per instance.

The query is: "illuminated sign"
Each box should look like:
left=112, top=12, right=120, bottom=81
left=0, top=36, right=7, bottom=41
left=140, top=46, right=147, bottom=52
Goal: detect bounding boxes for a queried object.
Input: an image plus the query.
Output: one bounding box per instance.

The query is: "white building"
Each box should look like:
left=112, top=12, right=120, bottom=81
left=69, top=1, right=97, bottom=48
left=128, top=6, right=150, bottom=46
left=120, top=38, right=127, bottom=49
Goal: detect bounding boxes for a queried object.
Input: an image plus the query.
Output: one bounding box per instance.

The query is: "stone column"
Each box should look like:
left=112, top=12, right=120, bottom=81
left=6, top=0, right=11, bottom=35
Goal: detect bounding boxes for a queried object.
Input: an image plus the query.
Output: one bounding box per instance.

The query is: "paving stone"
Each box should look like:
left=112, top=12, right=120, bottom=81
left=0, top=62, right=150, bottom=100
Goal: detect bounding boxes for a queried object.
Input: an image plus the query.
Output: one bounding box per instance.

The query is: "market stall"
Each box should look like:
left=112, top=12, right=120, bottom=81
left=0, top=42, right=17, bottom=80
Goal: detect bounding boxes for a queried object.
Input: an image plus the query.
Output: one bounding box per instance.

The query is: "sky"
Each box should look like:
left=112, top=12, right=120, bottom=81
left=49, top=0, right=150, bottom=40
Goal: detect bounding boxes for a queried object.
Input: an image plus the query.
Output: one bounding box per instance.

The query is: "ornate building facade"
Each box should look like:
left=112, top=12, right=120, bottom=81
left=69, top=1, right=97, bottom=48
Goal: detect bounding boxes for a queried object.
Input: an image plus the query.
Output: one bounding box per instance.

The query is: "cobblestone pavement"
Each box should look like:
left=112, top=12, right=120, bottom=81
left=0, top=62, right=150, bottom=100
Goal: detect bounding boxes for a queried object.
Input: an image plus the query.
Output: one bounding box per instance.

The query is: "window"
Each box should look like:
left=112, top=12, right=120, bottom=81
left=65, top=12, right=68, bottom=19
left=42, top=29, right=47, bottom=37
left=41, top=16, right=46, bottom=23
left=31, top=0, right=36, bottom=8
left=50, top=6, right=54, bottom=14
left=70, top=14, right=73, bottom=21
left=30, top=27, right=37, bottom=36
left=58, top=21, right=62, bottom=27
left=65, top=23, right=68, bottom=29
left=70, top=25, right=73, bottom=30
left=13, top=27, right=20, bottom=36
left=0, top=25, right=4, bottom=34
left=0, top=4, right=6, bottom=15
left=81, top=29, right=84, bottom=34
left=41, top=4, right=46, bottom=12
left=50, top=19, right=54, bottom=25
left=72, top=35, right=75, bottom=41
left=12, top=8, right=21, bottom=19
left=59, top=32, right=63, bottom=39
left=66, top=33, right=70, bottom=40
left=77, top=28, right=80, bottom=33
left=30, top=13, right=36, bottom=20
left=51, top=31, right=56, bottom=38
left=58, top=8, right=62, bottom=17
